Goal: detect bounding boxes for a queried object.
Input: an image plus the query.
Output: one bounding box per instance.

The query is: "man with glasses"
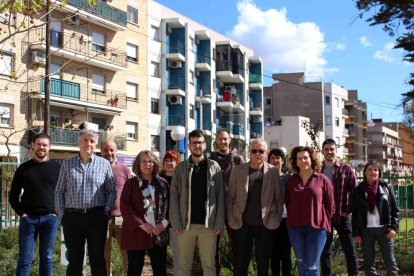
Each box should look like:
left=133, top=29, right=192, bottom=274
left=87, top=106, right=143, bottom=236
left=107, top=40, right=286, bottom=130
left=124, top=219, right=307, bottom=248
left=226, top=138, right=283, bottom=275
left=55, top=122, right=116, bottom=275
left=169, top=129, right=224, bottom=276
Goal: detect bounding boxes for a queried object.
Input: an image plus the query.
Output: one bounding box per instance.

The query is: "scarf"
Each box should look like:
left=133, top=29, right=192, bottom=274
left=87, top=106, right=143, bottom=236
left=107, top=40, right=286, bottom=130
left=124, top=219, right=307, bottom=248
left=137, top=175, right=167, bottom=226
left=362, top=179, right=379, bottom=214
left=210, top=151, right=233, bottom=188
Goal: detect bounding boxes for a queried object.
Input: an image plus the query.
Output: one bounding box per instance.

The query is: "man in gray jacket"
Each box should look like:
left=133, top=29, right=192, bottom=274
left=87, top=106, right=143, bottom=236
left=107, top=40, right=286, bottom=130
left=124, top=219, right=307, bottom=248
left=169, top=129, right=224, bottom=276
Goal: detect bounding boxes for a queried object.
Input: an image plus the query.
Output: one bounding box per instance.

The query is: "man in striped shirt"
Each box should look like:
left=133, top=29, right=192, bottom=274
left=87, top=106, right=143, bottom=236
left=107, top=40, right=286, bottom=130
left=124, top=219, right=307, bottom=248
left=55, top=122, right=116, bottom=275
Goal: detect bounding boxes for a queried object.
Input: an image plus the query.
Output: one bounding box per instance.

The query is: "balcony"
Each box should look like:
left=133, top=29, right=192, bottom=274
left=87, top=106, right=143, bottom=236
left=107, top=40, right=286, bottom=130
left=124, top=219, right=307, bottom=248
left=249, top=73, right=262, bottom=90
left=30, top=128, right=127, bottom=150
left=216, top=61, right=244, bottom=83
left=29, top=78, right=127, bottom=111
left=57, top=0, right=127, bottom=30
left=29, top=28, right=127, bottom=71
left=233, top=123, right=244, bottom=138
left=167, top=114, right=185, bottom=127
left=166, top=41, right=186, bottom=61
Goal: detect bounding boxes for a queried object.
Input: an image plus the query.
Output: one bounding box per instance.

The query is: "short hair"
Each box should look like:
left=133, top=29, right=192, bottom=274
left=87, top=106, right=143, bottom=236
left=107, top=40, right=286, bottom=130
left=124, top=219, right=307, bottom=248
left=362, top=160, right=382, bottom=182
left=101, top=138, right=116, bottom=150
left=163, top=150, right=180, bottom=164
left=216, top=129, right=231, bottom=139
left=78, top=130, right=99, bottom=143
left=322, top=138, right=337, bottom=148
left=32, top=132, right=50, bottom=144
left=250, top=138, right=268, bottom=150
left=132, top=150, right=161, bottom=177
left=290, top=146, right=321, bottom=173
left=268, top=148, right=287, bottom=172
left=188, top=129, right=204, bottom=140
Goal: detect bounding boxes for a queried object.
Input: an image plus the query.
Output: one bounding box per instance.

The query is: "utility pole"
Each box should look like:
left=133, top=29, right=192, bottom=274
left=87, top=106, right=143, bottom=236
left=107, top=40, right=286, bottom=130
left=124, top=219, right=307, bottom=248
left=44, top=0, right=51, bottom=135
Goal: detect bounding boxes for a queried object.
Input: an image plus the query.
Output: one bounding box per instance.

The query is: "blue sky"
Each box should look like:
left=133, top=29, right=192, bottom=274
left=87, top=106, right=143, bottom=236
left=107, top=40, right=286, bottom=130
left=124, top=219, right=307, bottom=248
left=155, top=0, right=412, bottom=122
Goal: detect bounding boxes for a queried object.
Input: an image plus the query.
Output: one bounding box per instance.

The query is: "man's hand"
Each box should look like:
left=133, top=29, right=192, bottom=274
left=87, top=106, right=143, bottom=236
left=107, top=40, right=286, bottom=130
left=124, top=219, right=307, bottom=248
left=354, top=236, right=362, bottom=244
left=153, top=223, right=165, bottom=236
left=213, top=229, right=221, bottom=236
left=386, top=229, right=396, bottom=240
left=140, top=223, right=154, bottom=235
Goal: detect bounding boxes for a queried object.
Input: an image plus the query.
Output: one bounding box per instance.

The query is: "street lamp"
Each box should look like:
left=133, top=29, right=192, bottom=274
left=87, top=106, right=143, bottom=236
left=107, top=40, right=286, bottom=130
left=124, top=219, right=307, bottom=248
left=365, top=141, right=372, bottom=163
left=171, top=126, right=185, bottom=159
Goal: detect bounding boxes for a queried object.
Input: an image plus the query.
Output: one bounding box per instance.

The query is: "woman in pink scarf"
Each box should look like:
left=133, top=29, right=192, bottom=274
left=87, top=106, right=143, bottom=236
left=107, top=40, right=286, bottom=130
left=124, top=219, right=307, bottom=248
left=351, top=160, right=399, bottom=275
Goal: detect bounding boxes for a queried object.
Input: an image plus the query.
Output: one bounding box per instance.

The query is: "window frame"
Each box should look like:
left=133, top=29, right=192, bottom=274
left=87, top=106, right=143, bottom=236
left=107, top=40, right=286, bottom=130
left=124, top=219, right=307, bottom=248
left=126, top=43, right=138, bottom=62
left=127, top=6, right=138, bottom=24
left=126, top=82, right=138, bottom=100
left=0, top=103, right=13, bottom=127
left=0, top=51, right=14, bottom=76
left=151, top=135, right=160, bottom=151
left=151, top=98, right=159, bottom=114
left=92, top=73, right=105, bottom=94
left=126, top=121, right=138, bottom=140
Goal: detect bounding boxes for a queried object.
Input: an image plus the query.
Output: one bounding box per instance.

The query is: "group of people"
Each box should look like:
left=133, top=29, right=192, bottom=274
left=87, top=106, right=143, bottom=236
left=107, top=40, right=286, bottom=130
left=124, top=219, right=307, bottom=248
left=8, top=122, right=400, bottom=276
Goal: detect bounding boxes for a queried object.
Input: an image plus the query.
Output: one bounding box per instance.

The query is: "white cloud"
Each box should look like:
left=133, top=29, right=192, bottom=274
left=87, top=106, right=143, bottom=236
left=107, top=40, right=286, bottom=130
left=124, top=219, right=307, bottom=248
left=228, top=0, right=337, bottom=77
left=374, top=42, right=398, bottom=63
left=360, top=36, right=372, bottom=47
left=335, top=43, right=346, bottom=51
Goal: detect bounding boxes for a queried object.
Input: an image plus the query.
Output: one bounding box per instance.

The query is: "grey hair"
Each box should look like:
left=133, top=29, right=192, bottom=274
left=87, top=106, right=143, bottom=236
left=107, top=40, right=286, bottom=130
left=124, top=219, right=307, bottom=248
left=78, top=130, right=99, bottom=143
left=250, top=138, right=268, bottom=150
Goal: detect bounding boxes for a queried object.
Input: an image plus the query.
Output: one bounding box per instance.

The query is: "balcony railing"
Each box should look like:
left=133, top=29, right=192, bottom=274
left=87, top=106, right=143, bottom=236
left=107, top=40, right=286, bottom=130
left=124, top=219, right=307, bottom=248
left=30, top=28, right=127, bottom=68
left=196, top=54, right=210, bottom=64
left=167, top=115, right=185, bottom=127
left=168, top=41, right=185, bottom=56
left=29, top=78, right=127, bottom=109
left=67, top=0, right=127, bottom=26
left=249, top=73, right=261, bottom=84
left=168, top=76, right=185, bottom=90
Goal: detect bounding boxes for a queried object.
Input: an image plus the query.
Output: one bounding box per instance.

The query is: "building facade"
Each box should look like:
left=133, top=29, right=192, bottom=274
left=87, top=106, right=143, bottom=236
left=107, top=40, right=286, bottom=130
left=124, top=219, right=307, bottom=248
left=148, top=1, right=264, bottom=158
left=0, top=0, right=149, bottom=164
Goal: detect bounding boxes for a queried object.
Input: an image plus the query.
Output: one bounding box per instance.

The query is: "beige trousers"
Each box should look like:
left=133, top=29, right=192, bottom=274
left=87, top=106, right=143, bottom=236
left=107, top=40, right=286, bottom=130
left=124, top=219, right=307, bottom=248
left=104, top=216, right=128, bottom=276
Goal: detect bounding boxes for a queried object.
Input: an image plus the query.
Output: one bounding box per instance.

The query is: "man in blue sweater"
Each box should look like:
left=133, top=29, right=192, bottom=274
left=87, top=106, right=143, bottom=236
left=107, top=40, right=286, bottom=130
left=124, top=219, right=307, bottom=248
left=9, top=132, right=61, bottom=276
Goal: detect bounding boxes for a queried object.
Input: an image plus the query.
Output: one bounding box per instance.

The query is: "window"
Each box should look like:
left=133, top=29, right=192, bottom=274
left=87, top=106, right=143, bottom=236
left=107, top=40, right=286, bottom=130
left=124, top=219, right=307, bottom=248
left=50, top=63, right=61, bottom=79
left=325, top=96, right=331, bottom=105
left=50, top=111, right=61, bottom=127
left=92, top=32, right=105, bottom=52
left=189, top=104, right=194, bottom=119
left=189, top=37, right=194, bottom=52
left=0, top=51, right=14, bottom=76
left=151, top=98, right=159, bottom=114
left=151, top=135, right=160, bottom=151
left=92, top=74, right=105, bottom=94
left=266, top=98, right=271, bottom=105
left=325, top=115, right=332, bottom=125
left=0, top=103, right=12, bottom=127
left=126, top=122, right=137, bottom=140
left=336, top=137, right=340, bottom=146
left=151, top=61, right=160, bottom=78
left=335, top=117, right=340, bottom=127
left=335, top=97, right=339, bottom=107
left=189, top=70, right=194, bottom=85
left=0, top=12, right=16, bottom=25
left=150, top=25, right=159, bottom=41
left=126, top=82, right=138, bottom=99
left=127, top=6, right=138, bottom=24
left=126, top=43, right=138, bottom=62
left=92, top=117, right=105, bottom=130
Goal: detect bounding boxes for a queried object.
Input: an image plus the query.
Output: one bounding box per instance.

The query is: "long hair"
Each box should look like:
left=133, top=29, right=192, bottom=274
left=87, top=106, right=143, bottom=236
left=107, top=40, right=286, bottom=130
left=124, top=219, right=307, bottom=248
left=132, top=150, right=161, bottom=177
left=362, top=160, right=382, bottom=183
left=290, top=146, right=321, bottom=173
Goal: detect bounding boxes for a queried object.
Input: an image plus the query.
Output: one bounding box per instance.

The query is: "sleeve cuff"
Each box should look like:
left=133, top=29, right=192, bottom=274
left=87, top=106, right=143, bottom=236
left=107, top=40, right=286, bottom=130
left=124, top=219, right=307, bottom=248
left=162, top=219, right=169, bottom=228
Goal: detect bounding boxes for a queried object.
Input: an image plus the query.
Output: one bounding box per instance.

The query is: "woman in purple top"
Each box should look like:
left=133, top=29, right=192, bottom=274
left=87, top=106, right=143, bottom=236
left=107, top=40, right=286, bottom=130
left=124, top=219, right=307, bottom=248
left=285, top=146, right=335, bottom=276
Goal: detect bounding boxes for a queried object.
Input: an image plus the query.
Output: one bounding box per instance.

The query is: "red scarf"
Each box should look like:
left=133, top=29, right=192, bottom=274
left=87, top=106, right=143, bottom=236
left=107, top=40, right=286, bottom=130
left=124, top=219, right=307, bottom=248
left=362, top=179, right=379, bottom=214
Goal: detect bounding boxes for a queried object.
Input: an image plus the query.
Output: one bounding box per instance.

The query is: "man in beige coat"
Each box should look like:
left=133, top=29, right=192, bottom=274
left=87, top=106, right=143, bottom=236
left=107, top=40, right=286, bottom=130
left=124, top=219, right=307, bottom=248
left=226, top=138, right=283, bottom=276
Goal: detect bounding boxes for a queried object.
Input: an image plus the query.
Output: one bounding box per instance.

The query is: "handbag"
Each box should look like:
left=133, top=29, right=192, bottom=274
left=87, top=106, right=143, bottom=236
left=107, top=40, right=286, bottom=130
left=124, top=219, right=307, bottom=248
left=152, top=229, right=169, bottom=247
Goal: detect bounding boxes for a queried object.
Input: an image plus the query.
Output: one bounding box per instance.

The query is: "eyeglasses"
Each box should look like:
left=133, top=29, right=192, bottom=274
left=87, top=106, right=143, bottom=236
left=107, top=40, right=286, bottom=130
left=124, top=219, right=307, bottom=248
left=141, top=160, right=154, bottom=165
left=251, top=149, right=266, bottom=154
left=190, top=141, right=205, bottom=146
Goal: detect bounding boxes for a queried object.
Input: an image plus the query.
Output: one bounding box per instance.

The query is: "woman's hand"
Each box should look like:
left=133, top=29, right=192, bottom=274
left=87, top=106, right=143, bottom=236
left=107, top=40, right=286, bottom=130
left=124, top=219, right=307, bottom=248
left=386, top=229, right=397, bottom=240
left=139, top=223, right=154, bottom=235
left=152, top=223, right=165, bottom=236
left=354, top=236, right=362, bottom=244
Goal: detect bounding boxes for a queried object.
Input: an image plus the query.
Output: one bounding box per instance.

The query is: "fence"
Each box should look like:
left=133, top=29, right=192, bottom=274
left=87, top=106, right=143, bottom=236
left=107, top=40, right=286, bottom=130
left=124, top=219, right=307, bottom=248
left=0, top=162, right=19, bottom=230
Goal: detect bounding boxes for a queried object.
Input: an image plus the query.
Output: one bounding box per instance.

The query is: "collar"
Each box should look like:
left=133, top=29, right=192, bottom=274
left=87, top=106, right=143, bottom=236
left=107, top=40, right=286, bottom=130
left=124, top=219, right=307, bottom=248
left=189, top=155, right=207, bottom=165
left=76, top=153, right=95, bottom=163
left=322, top=160, right=341, bottom=169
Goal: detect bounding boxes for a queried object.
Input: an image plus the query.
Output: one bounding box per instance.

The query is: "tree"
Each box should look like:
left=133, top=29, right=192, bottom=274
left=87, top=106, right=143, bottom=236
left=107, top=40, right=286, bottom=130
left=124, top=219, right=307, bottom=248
left=354, top=0, right=414, bottom=130
left=301, top=119, right=323, bottom=152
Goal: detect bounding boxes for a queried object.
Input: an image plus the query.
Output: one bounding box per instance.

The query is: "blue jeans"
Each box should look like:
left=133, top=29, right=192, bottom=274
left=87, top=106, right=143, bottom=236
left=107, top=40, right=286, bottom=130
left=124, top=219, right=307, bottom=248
left=16, top=214, right=59, bottom=276
left=288, top=226, right=327, bottom=276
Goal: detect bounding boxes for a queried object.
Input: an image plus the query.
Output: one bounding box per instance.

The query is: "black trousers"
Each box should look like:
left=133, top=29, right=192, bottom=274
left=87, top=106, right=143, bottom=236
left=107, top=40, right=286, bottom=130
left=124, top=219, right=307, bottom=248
left=234, top=223, right=273, bottom=276
left=320, top=216, right=359, bottom=276
left=127, top=246, right=167, bottom=276
left=271, top=218, right=292, bottom=276
left=62, top=208, right=108, bottom=276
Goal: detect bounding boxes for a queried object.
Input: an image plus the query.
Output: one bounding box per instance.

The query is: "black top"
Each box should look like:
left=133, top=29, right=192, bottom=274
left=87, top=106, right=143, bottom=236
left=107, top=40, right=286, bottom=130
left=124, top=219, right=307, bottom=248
left=190, top=158, right=208, bottom=224
left=243, top=167, right=264, bottom=225
left=9, top=159, right=61, bottom=216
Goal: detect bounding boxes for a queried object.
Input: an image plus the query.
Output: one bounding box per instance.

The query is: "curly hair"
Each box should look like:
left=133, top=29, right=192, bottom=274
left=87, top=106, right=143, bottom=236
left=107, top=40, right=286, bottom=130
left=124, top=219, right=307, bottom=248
left=362, top=160, right=382, bottom=183
left=268, top=148, right=288, bottom=173
left=289, top=146, right=321, bottom=173
left=132, top=150, right=161, bottom=177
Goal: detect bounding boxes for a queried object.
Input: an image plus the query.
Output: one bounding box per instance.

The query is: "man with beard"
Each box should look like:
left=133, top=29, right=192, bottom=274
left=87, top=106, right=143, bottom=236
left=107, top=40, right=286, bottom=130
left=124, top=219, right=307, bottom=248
left=9, top=133, right=61, bottom=276
left=169, top=129, right=224, bottom=276
left=210, top=129, right=244, bottom=274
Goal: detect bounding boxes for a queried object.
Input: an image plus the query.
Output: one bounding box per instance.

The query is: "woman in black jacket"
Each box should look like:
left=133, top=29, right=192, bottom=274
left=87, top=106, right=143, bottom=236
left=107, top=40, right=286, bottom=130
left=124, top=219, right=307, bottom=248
left=352, top=160, right=399, bottom=275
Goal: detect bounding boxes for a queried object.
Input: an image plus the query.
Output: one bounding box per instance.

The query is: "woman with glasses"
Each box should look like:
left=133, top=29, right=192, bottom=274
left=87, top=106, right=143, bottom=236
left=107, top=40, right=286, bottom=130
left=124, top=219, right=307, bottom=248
left=268, top=148, right=292, bottom=276
left=120, top=150, right=169, bottom=276
left=285, top=146, right=334, bottom=276
left=352, top=160, right=399, bottom=275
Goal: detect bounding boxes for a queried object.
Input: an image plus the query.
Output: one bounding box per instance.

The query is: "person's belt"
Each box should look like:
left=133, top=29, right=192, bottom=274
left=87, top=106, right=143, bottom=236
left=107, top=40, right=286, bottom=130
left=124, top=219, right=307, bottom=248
left=65, top=206, right=104, bottom=213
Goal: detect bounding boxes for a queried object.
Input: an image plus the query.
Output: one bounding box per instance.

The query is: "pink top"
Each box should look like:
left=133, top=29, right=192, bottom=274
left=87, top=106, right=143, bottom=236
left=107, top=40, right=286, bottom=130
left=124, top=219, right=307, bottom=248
left=285, top=172, right=335, bottom=233
left=111, top=163, right=131, bottom=216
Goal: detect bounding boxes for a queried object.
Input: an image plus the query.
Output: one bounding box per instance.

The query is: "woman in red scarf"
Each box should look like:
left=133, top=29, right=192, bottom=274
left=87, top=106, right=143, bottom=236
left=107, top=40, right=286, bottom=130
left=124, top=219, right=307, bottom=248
left=352, top=160, right=399, bottom=275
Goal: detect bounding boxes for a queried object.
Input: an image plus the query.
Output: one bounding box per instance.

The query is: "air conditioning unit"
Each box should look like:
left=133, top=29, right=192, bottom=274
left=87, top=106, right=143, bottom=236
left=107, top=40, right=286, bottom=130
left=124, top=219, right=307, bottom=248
left=252, top=116, right=261, bottom=122
left=32, top=51, right=46, bottom=63
left=68, top=16, right=80, bottom=25
left=168, top=95, right=183, bottom=105
left=169, top=61, right=182, bottom=68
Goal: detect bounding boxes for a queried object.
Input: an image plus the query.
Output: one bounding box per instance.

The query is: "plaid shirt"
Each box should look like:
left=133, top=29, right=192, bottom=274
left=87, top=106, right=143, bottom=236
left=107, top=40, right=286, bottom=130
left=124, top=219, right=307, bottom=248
left=55, top=154, right=116, bottom=219
left=322, top=160, right=357, bottom=224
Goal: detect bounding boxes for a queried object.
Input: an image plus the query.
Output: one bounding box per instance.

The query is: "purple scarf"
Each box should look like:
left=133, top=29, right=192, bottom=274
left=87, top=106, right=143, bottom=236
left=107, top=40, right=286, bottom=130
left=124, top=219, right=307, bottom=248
left=362, top=179, right=379, bottom=214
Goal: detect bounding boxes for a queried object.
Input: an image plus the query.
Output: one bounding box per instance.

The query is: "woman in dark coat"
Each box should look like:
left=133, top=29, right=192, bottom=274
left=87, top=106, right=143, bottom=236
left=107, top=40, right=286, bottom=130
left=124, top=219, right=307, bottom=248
left=352, top=160, right=399, bottom=275
left=120, top=150, right=169, bottom=276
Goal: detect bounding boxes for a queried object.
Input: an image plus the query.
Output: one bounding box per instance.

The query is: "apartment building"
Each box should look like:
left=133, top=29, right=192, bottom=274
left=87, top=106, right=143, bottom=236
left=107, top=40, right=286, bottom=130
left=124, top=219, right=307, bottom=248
left=148, top=1, right=264, bottom=158
left=0, top=0, right=149, bottom=163
left=263, top=72, right=354, bottom=158
left=398, top=124, right=414, bottom=173
left=367, top=119, right=402, bottom=174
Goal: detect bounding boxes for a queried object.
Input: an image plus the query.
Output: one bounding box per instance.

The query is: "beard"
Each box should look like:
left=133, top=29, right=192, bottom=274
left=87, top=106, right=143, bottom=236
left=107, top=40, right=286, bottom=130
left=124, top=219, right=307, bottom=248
left=34, top=150, right=47, bottom=160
